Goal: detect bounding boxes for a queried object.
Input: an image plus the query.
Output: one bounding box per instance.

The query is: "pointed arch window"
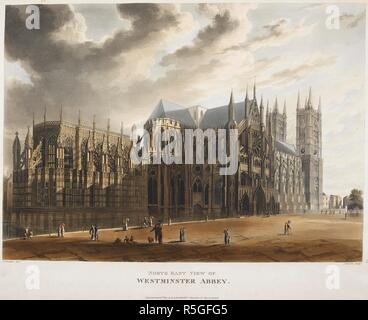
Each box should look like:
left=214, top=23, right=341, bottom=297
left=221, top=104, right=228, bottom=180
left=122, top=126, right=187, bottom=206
left=204, top=184, right=209, bottom=205
left=64, top=138, right=74, bottom=169
left=177, top=175, right=185, bottom=206
left=148, top=175, right=157, bottom=205
left=193, top=179, right=202, bottom=193
left=48, top=136, right=57, bottom=168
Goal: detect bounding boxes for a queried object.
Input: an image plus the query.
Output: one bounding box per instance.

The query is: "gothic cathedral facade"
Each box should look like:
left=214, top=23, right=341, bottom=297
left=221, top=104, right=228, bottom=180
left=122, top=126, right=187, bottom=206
left=11, top=86, right=323, bottom=221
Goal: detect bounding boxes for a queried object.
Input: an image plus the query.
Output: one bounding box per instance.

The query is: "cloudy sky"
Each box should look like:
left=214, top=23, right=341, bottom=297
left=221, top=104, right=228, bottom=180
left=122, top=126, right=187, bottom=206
left=4, top=3, right=365, bottom=196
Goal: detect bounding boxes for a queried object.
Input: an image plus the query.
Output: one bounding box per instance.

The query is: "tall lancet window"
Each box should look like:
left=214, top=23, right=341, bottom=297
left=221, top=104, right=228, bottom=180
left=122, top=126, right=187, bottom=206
left=64, top=137, right=74, bottom=169
left=48, top=136, right=57, bottom=168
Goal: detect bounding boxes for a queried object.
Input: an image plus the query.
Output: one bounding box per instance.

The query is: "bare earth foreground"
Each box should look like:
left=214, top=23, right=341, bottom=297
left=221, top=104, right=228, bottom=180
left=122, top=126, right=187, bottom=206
left=3, top=214, right=362, bottom=262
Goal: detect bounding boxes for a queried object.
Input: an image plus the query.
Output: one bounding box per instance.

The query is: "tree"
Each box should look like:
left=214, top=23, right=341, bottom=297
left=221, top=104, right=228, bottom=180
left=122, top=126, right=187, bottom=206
left=347, top=189, right=363, bottom=210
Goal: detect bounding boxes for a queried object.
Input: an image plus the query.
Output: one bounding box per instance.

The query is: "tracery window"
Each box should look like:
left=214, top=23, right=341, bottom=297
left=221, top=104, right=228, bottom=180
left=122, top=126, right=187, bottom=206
left=48, top=136, right=57, bottom=168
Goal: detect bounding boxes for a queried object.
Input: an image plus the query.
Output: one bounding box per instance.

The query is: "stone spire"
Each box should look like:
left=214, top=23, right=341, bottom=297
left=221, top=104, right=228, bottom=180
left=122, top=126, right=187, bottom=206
left=307, top=87, right=313, bottom=109
left=283, top=99, right=287, bottom=117
left=244, top=85, right=249, bottom=118
left=226, top=90, right=237, bottom=129
left=260, top=95, right=264, bottom=127
left=13, top=132, right=21, bottom=170
left=253, top=79, right=257, bottom=103
left=92, top=115, right=96, bottom=144
left=24, top=125, right=33, bottom=149
left=59, top=105, right=63, bottom=123
left=318, top=96, right=322, bottom=113
left=78, top=110, right=81, bottom=126
left=297, top=91, right=300, bottom=109
left=229, top=89, right=235, bottom=122
left=107, top=118, right=110, bottom=146
left=43, top=106, right=46, bottom=124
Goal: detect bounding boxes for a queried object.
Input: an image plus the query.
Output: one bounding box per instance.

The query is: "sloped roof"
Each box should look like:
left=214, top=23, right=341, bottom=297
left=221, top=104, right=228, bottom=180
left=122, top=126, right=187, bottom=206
left=275, top=140, right=297, bottom=156
left=148, top=99, right=196, bottom=128
left=199, top=101, right=246, bottom=129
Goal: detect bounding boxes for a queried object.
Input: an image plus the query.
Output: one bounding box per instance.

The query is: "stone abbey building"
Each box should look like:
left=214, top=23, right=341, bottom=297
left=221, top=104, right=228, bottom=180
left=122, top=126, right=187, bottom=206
left=10, top=85, right=323, bottom=233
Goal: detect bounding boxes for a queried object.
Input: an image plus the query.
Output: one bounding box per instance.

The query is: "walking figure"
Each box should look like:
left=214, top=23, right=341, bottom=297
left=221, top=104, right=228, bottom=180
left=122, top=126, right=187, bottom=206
left=60, top=223, right=65, bottom=237
left=151, top=221, right=163, bottom=243
left=143, top=217, right=148, bottom=228
left=24, top=227, right=32, bottom=240
left=94, top=225, right=99, bottom=240
left=158, top=224, right=163, bottom=244
left=89, top=225, right=94, bottom=240
left=89, top=224, right=98, bottom=240
left=179, top=227, right=186, bottom=242
left=149, top=216, right=153, bottom=227
left=284, top=221, right=292, bottom=235
left=123, top=218, right=130, bottom=231
left=151, top=221, right=163, bottom=244
left=224, top=229, right=230, bottom=245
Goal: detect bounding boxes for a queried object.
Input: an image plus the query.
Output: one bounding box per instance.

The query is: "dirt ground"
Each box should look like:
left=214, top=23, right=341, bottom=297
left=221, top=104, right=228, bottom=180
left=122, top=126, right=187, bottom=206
left=3, top=214, right=363, bottom=262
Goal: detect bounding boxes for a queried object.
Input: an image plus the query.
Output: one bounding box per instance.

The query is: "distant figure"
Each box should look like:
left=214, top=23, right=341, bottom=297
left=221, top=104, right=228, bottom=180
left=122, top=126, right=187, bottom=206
left=179, top=227, right=186, bottom=242
left=148, top=236, right=154, bottom=243
left=94, top=225, right=99, bottom=240
left=168, top=218, right=171, bottom=226
left=149, top=216, right=153, bottom=227
left=123, top=218, right=130, bottom=231
left=124, top=235, right=129, bottom=243
left=129, top=235, right=134, bottom=243
left=28, top=229, right=33, bottom=239
left=60, top=223, right=65, bottom=237
left=158, top=225, right=163, bottom=244
left=89, top=225, right=98, bottom=240
left=23, top=227, right=29, bottom=240
left=224, top=229, right=230, bottom=245
left=57, top=224, right=61, bottom=237
left=284, top=221, right=292, bottom=235
left=205, top=215, right=209, bottom=222
left=143, top=217, right=148, bottom=228
left=89, top=225, right=95, bottom=240
left=151, top=222, right=162, bottom=243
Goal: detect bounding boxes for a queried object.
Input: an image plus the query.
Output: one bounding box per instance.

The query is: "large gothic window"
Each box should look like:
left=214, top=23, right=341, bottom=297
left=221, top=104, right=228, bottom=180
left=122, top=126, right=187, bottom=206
left=177, top=175, right=185, bottom=206
left=204, top=184, right=209, bottom=205
left=170, top=178, right=176, bottom=207
left=148, top=175, right=157, bottom=205
left=64, top=137, right=73, bottom=169
left=48, top=136, right=57, bottom=168
left=214, top=179, right=223, bottom=205
left=193, top=179, right=202, bottom=193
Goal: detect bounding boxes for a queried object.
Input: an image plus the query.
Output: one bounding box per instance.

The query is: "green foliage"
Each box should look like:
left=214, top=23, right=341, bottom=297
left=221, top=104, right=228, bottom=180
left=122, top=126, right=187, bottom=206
left=348, top=189, right=363, bottom=210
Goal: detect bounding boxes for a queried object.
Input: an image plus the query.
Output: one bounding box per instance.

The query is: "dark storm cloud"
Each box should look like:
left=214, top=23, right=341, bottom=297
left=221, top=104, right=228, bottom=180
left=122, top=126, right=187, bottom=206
left=160, top=10, right=239, bottom=66
left=4, top=4, right=184, bottom=173
left=6, top=4, right=182, bottom=74
left=104, top=4, right=181, bottom=57
left=5, top=3, right=183, bottom=115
